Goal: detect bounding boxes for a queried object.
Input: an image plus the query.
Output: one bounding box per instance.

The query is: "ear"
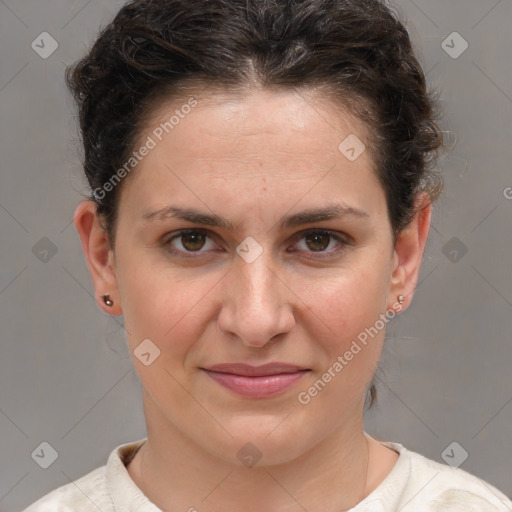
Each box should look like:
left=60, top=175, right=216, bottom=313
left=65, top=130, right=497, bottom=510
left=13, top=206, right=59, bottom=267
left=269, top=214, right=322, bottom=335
left=73, top=200, right=122, bottom=315
left=388, top=193, right=432, bottom=312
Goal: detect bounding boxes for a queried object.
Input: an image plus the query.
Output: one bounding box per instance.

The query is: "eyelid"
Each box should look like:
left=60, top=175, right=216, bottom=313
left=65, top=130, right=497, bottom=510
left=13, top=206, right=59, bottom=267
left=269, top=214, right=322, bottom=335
left=291, top=227, right=352, bottom=244
left=288, top=228, right=351, bottom=257
left=163, top=228, right=220, bottom=256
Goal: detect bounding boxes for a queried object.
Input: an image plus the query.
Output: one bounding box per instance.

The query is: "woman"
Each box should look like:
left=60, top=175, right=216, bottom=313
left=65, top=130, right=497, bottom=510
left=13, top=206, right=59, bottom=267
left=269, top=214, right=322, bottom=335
left=23, top=0, right=512, bottom=510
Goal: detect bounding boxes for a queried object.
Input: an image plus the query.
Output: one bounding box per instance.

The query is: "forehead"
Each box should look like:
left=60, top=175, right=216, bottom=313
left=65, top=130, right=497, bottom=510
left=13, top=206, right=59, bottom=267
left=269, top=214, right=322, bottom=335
left=121, top=87, right=386, bottom=224
left=142, top=87, right=371, bottom=161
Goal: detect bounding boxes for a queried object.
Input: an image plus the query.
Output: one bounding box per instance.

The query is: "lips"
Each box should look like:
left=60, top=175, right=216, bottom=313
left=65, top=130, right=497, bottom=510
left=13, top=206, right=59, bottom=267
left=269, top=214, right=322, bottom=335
left=205, top=362, right=308, bottom=376
left=201, top=363, right=310, bottom=398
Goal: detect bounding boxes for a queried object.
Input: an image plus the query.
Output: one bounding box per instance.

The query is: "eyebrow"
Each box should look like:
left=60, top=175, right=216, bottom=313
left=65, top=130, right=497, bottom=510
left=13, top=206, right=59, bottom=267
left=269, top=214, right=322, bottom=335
left=142, top=203, right=369, bottom=231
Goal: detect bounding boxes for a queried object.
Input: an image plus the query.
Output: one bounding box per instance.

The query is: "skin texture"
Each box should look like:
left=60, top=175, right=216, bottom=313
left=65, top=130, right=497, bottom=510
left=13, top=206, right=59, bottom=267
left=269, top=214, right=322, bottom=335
left=74, top=87, right=431, bottom=511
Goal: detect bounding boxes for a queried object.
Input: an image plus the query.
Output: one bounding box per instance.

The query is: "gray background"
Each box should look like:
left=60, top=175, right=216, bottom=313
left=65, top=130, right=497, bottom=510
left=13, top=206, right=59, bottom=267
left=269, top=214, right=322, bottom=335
left=1, top=0, right=511, bottom=510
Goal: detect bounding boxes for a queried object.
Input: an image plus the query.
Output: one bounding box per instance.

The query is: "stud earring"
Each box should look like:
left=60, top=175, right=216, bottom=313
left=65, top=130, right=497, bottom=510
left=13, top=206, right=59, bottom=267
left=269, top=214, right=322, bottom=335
left=103, top=294, right=114, bottom=307
left=398, top=295, right=405, bottom=304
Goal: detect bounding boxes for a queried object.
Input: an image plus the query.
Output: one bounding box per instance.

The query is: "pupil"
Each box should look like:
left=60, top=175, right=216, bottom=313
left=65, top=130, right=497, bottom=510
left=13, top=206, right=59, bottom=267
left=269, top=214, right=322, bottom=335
left=306, top=233, right=329, bottom=251
left=183, top=232, right=205, bottom=251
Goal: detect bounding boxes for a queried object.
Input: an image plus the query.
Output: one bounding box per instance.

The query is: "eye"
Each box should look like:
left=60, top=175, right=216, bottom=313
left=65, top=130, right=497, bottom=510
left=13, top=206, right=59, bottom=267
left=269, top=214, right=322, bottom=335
left=291, top=229, right=349, bottom=256
left=163, top=229, right=219, bottom=255
left=162, top=228, right=350, bottom=258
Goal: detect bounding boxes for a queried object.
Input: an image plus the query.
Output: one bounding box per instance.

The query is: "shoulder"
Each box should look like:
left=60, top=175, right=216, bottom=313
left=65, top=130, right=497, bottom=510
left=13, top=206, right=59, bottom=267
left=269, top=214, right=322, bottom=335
left=388, top=441, right=512, bottom=511
left=21, top=465, right=111, bottom=512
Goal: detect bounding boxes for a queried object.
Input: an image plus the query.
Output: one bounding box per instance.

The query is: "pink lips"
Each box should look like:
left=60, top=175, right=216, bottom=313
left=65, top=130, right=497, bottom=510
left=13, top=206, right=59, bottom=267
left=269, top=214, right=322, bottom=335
left=202, top=363, right=309, bottom=398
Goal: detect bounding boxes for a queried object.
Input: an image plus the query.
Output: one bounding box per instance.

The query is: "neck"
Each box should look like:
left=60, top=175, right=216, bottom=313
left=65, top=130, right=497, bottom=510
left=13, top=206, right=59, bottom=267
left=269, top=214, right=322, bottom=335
left=127, top=393, right=378, bottom=512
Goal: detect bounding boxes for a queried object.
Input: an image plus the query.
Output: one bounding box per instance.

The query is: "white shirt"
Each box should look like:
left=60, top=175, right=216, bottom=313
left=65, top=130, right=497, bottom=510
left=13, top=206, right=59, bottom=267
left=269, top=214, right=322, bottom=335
left=23, top=437, right=512, bottom=511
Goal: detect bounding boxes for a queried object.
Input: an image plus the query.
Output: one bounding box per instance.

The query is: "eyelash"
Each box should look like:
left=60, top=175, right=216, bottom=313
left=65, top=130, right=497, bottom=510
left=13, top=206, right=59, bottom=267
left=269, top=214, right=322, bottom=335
left=161, top=228, right=350, bottom=259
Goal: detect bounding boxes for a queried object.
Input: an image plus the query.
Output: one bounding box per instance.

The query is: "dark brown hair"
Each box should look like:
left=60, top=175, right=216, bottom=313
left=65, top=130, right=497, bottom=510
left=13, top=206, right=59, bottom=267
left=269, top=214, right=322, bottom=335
left=66, top=0, right=445, bottom=409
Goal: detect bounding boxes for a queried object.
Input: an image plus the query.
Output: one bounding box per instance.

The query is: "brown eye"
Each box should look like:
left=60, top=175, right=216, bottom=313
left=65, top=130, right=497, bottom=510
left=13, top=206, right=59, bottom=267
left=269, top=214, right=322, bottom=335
left=291, top=229, right=349, bottom=258
left=164, top=229, right=218, bottom=255
left=181, top=232, right=206, bottom=251
left=304, top=232, right=331, bottom=251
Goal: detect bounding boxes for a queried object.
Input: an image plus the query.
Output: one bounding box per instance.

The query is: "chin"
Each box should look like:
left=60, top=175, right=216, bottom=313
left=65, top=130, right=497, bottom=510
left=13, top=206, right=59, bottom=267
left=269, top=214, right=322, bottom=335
left=215, top=436, right=309, bottom=469
left=204, top=415, right=314, bottom=467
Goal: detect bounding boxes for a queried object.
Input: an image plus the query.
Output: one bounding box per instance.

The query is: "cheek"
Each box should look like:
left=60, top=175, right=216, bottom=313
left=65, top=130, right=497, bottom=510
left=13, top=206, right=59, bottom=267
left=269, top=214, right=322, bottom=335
left=297, top=287, right=385, bottom=410
left=119, top=274, right=215, bottom=402
left=297, top=259, right=390, bottom=344
left=117, top=257, right=220, bottom=360
left=293, top=260, right=390, bottom=398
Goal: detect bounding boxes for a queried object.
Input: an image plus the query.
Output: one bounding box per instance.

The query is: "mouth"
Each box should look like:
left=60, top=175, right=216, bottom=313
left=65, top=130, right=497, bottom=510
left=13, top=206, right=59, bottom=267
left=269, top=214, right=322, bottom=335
left=200, top=363, right=310, bottom=398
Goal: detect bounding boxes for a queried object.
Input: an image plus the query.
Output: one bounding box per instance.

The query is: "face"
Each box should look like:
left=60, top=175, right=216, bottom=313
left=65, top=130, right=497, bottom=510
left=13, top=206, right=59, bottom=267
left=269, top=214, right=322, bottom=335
left=77, top=87, right=428, bottom=466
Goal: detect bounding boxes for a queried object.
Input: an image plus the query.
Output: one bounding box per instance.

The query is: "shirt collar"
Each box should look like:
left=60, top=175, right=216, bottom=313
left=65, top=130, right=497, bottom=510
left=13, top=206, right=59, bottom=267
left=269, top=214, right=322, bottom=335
left=106, top=437, right=162, bottom=512
left=106, top=437, right=409, bottom=512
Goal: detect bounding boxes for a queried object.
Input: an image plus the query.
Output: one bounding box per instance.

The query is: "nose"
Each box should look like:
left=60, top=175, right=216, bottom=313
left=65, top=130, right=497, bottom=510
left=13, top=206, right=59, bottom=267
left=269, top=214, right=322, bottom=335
left=217, top=251, right=295, bottom=348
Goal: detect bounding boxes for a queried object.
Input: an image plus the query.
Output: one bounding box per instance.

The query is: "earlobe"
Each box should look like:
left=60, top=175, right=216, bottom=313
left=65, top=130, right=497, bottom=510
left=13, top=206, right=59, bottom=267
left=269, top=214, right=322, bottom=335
left=73, top=200, right=122, bottom=315
left=388, top=194, right=432, bottom=312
